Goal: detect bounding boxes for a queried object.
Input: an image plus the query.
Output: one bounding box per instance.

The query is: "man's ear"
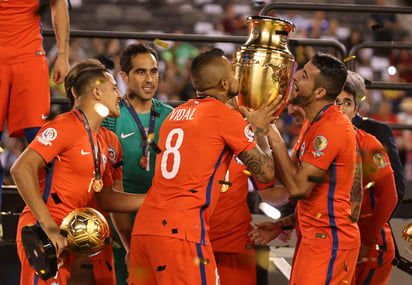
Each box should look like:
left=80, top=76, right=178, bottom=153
left=92, top=87, right=101, bottom=99
left=119, top=71, right=129, bottom=85
left=220, top=79, right=228, bottom=91
left=314, top=87, right=327, bottom=98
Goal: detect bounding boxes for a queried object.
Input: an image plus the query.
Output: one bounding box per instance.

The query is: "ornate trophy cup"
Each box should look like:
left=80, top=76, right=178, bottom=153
left=233, top=16, right=296, bottom=111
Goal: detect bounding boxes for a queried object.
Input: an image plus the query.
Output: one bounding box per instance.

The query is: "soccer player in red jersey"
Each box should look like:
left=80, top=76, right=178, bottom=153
left=129, top=48, right=276, bottom=284
left=336, top=71, right=398, bottom=285
left=0, top=0, right=70, bottom=235
left=243, top=53, right=360, bottom=284
left=0, top=0, right=69, bottom=139
left=64, top=59, right=131, bottom=285
left=11, top=64, right=145, bottom=285
left=209, top=155, right=275, bottom=285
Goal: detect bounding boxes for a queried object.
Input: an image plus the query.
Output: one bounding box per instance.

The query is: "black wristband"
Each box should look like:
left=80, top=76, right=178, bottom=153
left=280, top=225, right=294, bottom=231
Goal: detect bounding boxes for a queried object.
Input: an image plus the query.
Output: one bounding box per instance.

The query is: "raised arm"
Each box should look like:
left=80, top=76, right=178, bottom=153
left=49, top=0, right=70, bottom=83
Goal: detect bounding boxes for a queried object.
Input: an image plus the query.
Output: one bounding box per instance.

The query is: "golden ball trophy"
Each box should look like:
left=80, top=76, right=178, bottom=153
left=233, top=15, right=296, bottom=112
left=21, top=207, right=109, bottom=280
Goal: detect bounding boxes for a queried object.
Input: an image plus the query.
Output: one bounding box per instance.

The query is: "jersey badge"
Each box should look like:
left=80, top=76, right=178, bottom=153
left=36, top=128, right=57, bottom=146
left=312, top=135, right=327, bottom=158
left=108, top=146, right=117, bottom=163
left=244, top=125, right=255, bottom=142
left=372, top=152, right=388, bottom=169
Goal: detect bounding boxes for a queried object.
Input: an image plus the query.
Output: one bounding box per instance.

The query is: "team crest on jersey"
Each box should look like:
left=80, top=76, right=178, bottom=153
left=108, top=146, right=117, bottom=163
left=244, top=125, right=255, bottom=142
left=36, top=127, right=57, bottom=146
left=372, top=152, right=388, bottom=169
left=312, top=135, right=327, bottom=158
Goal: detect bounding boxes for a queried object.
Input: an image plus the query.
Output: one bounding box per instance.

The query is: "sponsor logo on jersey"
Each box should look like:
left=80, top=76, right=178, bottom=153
left=120, top=132, right=135, bottom=139
left=36, top=127, right=57, bottom=146
left=81, top=149, right=91, bottom=155
left=312, top=135, right=327, bottom=158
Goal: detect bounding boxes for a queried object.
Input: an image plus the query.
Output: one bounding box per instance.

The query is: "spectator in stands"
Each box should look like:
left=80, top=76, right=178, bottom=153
left=397, top=97, right=412, bottom=181
left=160, top=30, right=199, bottom=101
left=221, top=2, right=246, bottom=35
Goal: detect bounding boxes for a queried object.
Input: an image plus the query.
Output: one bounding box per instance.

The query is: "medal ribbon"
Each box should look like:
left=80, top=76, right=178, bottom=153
left=123, top=98, right=160, bottom=156
left=296, top=104, right=333, bottom=164
left=76, top=109, right=102, bottom=180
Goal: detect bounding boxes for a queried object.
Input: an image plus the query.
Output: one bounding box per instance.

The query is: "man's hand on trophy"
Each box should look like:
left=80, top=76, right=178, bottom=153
left=239, top=91, right=285, bottom=132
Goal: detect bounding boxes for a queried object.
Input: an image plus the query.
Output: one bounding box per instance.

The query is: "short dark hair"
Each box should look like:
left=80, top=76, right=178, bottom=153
left=120, top=43, right=158, bottom=74
left=66, top=66, right=109, bottom=103
left=311, top=53, right=347, bottom=101
left=190, top=48, right=225, bottom=77
left=64, top=59, right=105, bottom=107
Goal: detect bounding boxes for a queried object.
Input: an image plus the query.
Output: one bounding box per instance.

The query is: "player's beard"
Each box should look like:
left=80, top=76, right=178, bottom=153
left=227, top=82, right=239, bottom=99
left=288, top=88, right=316, bottom=107
left=127, top=89, right=153, bottom=103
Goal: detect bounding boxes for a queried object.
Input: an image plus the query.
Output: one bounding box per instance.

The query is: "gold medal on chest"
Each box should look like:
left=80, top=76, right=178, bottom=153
left=93, top=179, right=103, bottom=192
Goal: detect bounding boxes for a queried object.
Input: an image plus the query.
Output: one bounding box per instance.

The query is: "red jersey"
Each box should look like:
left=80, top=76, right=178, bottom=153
left=17, top=110, right=113, bottom=232
left=293, top=119, right=309, bottom=153
left=0, top=0, right=45, bottom=63
left=133, top=97, right=256, bottom=245
left=98, top=126, right=123, bottom=181
left=87, top=126, right=123, bottom=229
left=356, top=128, right=396, bottom=246
left=209, top=156, right=253, bottom=253
left=297, top=105, right=360, bottom=249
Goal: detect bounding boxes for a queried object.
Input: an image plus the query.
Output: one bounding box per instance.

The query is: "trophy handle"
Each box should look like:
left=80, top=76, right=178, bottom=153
left=232, top=96, right=240, bottom=112
left=21, top=224, right=58, bottom=280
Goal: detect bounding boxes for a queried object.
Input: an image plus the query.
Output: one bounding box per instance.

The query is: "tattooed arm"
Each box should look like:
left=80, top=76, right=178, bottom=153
left=238, top=127, right=274, bottom=184
left=350, top=160, right=363, bottom=222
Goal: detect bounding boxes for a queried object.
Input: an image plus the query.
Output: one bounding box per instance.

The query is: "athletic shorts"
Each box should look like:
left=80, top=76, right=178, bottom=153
left=353, top=243, right=395, bottom=284
left=0, top=58, right=50, bottom=137
left=90, top=244, right=116, bottom=285
left=290, top=243, right=359, bottom=285
left=214, top=250, right=256, bottom=285
left=129, top=235, right=220, bottom=285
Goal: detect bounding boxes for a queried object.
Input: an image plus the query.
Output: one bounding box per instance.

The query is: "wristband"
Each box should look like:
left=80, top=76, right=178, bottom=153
left=280, top=225, right=294, bottom=231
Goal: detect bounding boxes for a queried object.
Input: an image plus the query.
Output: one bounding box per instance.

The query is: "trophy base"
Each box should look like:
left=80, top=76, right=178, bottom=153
left=21, top=225, right=57, bottom=281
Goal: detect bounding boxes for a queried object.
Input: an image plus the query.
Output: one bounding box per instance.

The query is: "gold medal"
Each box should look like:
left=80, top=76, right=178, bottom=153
left=139, top=156, right=148, bottom=169
left=93, top=179, right=103, bottom=192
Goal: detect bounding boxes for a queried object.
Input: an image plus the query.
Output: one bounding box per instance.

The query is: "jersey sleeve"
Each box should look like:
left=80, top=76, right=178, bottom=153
left=361, top=133, right=394, bottom=182
left=219, top=108, right=256, bottom=156
left=29, top=118, right=76, bottom=163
